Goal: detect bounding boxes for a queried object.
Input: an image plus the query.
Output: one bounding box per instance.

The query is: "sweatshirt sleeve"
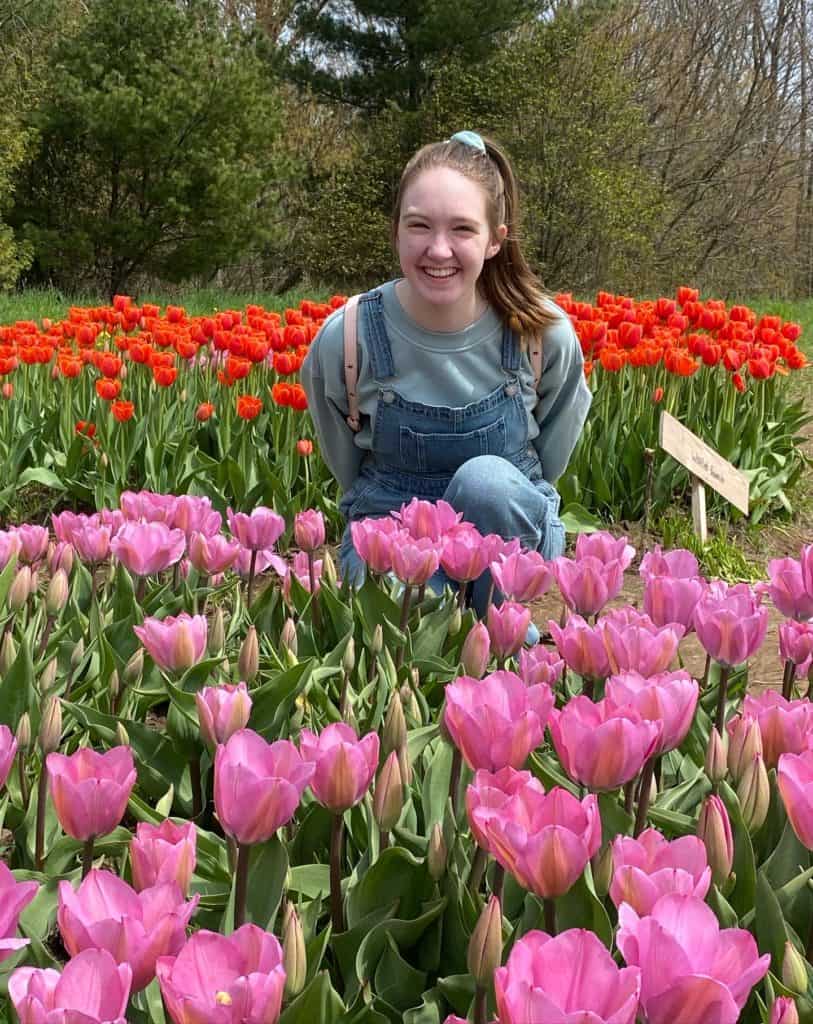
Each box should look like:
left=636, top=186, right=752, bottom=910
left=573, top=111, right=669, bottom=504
left=300, top=311, right=365, bottom=492
left=530, top=314, right=592, bottom=483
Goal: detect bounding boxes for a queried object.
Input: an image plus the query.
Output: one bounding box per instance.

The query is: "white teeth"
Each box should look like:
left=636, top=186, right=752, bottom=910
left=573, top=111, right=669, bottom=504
left=423, top=268, right=458, bottom=278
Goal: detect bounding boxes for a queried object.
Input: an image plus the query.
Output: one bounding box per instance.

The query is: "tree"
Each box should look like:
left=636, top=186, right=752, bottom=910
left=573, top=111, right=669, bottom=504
left=279, top=0, right=536, bottom=112
left=12, top=0, right=286, bottom=296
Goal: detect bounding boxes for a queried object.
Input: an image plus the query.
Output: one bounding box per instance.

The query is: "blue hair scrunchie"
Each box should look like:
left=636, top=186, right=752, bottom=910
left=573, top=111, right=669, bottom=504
left=447, top=130, right=486, bottom=153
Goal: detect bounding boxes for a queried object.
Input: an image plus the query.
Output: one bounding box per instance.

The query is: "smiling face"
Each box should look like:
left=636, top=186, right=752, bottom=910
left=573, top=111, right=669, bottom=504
left=395, top=166, right=506, bottom=329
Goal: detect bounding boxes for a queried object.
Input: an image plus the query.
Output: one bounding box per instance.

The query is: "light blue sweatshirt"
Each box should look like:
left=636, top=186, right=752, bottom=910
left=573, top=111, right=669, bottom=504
left=300, top=280, right=592, bottom=492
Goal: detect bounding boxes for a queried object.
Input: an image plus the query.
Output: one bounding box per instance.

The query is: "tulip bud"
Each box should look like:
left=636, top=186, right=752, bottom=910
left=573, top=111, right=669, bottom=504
left=280, top=618, right=298, bottom=657
left=38, top=696, right=62, bottom=754
left=401, top=683, right=421, bottom=724
left=343, top=703, right=359, bottom=734
left=208, top=607, right=225, bottom=655
left=108, top=669, right=120, bottom=703
left=180, top=388, right=187, bottom=402
left=461, top=621, right=491, bottom=679
left=342, top=637, right=356, bottom=675
left=428, top=822, right=447, bottom=881
left=737, top=753, right=770, bottom=833
left=467, top=896, right=502, bottom=989
left=321, top=549, right=337, bottom=587
left=705, top=727, right=728, bottom=784
left=2, top=381, right=12, bottom=399
left=238, top=625, right=259, bottom=682
left=282, top=905, right=306, bottom=1000
left=0, top=632, right=17, bottom=675
left=728, top=716, right=762, bottom=783
left=371, top=623, right=383, bottom=656
left=448, top=604, right=462, bottom=636
left=383, top=692, right=407, bottom=757
left=39, top=658, right=57, bottom=694
left=15, top=711, right=31, bottom=752
left=7, top=566, right=32, bottom=612
left=770, top=997, right=800, bottom=1024
left=70, top=638, right=85, bottom=671
left=696, top=795, right=734, bottom=887
left=592, top=843, right=613, bottom=898
left=116, top=723, right=130, bottom=747
left=373, top=751, right=404, bottom=832
left=782, top=941, right=808, bottom=995
left=45, top=569, right=69, bottom=616
left=100, top=453, right=108, bottom=469
left=123, top=647, right=144, bottom=688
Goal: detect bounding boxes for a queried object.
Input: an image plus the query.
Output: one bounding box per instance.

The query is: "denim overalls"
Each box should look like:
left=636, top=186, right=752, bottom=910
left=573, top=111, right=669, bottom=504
left=339, top=290, right=565, bottom=608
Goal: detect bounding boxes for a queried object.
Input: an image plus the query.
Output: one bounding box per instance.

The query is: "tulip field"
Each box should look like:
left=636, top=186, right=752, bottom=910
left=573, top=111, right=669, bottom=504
left=0, top=489, right=811, bottom=1023
left=0, top=287, right=808, bottom=527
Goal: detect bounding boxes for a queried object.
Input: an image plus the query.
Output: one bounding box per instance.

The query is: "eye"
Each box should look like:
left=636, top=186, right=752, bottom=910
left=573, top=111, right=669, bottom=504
left=455, top=225, right=476, bottom=233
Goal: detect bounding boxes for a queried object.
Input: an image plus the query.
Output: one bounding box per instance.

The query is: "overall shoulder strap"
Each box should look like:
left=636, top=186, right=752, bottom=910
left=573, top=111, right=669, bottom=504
left=343, top=294, right=363, bottom=433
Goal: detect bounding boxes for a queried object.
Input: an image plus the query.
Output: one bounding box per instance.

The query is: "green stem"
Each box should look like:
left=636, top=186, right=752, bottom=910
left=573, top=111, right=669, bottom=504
left=394, top=584, right=413, bottom=669
left=234, top=842, right=251, bottom=930
left=634, top=756, right=656, bottom=837
left=307, top=551, right=322, bottom=632
left=543, top=897, right=557, bottom=936
left=782, top=658, right=796, bottom=700
left=714, top=665, right=732, bottom=733
left=190, top=756, right=202, bottom=820
left=247, top=549, right=258, bottom=610
left=35, top=764, right=48, bottom=871
left=17, top=751, right=29, bottom=810
left=449, top=746, right=462, bottom=817
left=81, top=836, right=95, bottom=879
left=330, top=813, right=345, bottom=933
left=473, top=986, right=488, bottom=1024
left=468, top=846, right=488, bottom=895
left=491, top=862, right=505, bottom=905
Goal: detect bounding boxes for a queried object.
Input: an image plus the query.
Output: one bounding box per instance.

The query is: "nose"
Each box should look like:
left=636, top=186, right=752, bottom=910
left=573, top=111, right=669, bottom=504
left=425, top=232, right=454, bottom=261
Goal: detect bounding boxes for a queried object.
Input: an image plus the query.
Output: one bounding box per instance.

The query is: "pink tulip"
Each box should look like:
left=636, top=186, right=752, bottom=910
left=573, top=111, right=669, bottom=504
left=460, top=621, right=491, bottom=678
left=445, top=670, right=552, bottom=772
left=134, top=613, right=208, bottom=673
left=610, top=829, right=711, bottom=914
left=440, top=524, right=490, bottom=582
left=489, top=549, right=553, bottom=603
left=771, top=997, right=800, bottom=1024
left=576, top=530, right=636, bottom=570
left=299, top=723, right=379, bottom=812
left=474, top=783, right=601, bottom=898
left=47, top=746, right=136, bottom=841
left=738, top=692, right=813, bottom=769
left=9, top=949, right=132, bottom=1024
left=70, top=523, right=112, bottom=564
left=778, top=749, right=813, bottom=849
left=552, top=555, right=625, bottom=617
left=130, top=820, right=197, bottom=895
left=495, top=928, right=641, bottom=1024
left=768, top=556, right=813, bottom=621
left=350, top=517, right=399, bottom=573
left=0, top=862, right=38, bottom=965
left=236, top=546, right=287, bottom=579
left=11, top=524, right=49, bottom=565
left=487, top=600, right=532, bottom=661
left=466, top=766, right=539, bottom=852
left=802, top=544, right=813, bottom=597
left=696, top=795, right=734, bottom=886
left=779, top=619, right=813, bottom=677
left=606, top=670, right=699, bottom=754
left=390, top=531, right=440, bottom=586
left=643, top=573, right=706, bottom=632
left=100, top=507, right=125, bottom=535
left=227, top=506, right=285, bottom=551
left=58, top=870, right=198, bottom=992
left=215, top=730, right=313, bottom=845
left=548, top=614, right=611, bottom=680
left=639, top=545, right=700, bottom=580
left=517, top=644, right=564, bottom=687
left=121, top=490, right=178, bottom=523
left=188, top=531, right=240, bottom=575
left=617, top=894, right=770, bottom=1024
left=694, top=581, right=768, bottom=667
left=599, top=609, right=684, bottom=677
left=395, top=497, right=461, bottom=541
left=0, top=529, right=20, bottom=569
left=170, top=495, right=222, bottom=539
left=482, top=533, right=521, bottom=563
left=196, top=682, right=252, bottom=749
left=156, top=925, right=285, bottom=1024
left=110, top=521, right=186, bottom=576
left=294, top=509, right=325, bottom=552
left=48, top=540, right=74, bottom=577
left=549, top=696, right=662, bottom=791
left=0, top=723, right=18, bottom=789
left=282, top=551, right=324, bottom=598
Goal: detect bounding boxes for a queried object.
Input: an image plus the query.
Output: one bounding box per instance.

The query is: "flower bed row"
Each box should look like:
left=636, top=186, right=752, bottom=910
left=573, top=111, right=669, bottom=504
left=0, top=287, right=808, bottom=525
left=0, top=491, right=811, bottom=1021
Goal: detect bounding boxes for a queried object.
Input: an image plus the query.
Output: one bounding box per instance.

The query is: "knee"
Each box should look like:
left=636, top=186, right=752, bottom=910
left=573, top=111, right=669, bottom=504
left=445, top=456, right=516, bottom=509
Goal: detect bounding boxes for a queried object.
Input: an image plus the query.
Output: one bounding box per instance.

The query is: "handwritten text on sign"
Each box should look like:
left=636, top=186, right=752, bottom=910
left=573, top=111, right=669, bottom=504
left=659, top=411, right=750, bottom=514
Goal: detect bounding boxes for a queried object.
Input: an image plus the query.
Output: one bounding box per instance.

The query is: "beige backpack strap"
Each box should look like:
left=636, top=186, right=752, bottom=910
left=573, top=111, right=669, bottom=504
left=529, top=334, right=543, bottom=389
left=343, top=294, right=363, bottom=433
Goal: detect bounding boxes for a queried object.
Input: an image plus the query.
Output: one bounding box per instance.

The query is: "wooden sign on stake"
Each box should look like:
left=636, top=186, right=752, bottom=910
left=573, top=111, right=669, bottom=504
left=658, top=411, right=750, bottom=544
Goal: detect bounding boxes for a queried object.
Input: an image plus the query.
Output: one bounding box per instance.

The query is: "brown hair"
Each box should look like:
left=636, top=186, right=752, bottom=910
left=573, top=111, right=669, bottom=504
left=391, top=134, right=558, bottom=343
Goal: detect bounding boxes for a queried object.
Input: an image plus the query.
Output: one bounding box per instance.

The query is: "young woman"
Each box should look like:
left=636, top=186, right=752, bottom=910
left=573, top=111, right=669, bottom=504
left=301, top=131, right=591, bottom=611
